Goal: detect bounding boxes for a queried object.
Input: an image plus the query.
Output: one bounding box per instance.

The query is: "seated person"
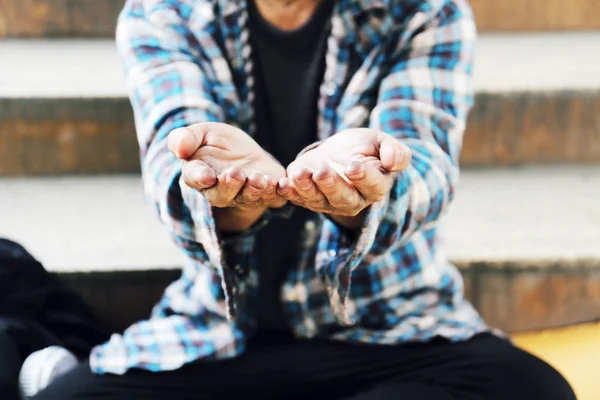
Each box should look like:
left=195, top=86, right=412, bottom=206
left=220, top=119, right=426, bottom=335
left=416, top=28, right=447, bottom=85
left=34, top=0, right=576, bottom=399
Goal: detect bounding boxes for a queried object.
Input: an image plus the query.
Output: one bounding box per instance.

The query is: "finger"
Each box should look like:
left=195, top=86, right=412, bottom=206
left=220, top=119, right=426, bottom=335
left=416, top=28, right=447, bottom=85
left=168, top=126, right=207, bottom=160
left=290, top=168, right=328, bottom=210
left=181, top=160, right=217, bottom=191
left=313, top=165, right=363, bottom=215
left=277, top=177, right=304, bottom=205
left=268, top=196, right=288, bottom=208
left=344, top=161, right=390, bottom=203
left=377, top=133, right=412, bottom=172
left=203, top=167, right=246, bottom=208
left=262, top=175, right=287, bottom=208
left=237, top=173, right=268, bottom=205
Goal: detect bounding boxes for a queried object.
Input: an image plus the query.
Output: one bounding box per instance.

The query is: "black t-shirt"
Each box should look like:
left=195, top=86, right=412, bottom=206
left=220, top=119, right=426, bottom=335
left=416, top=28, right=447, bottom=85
left=247, top=0, right=333, bottom=337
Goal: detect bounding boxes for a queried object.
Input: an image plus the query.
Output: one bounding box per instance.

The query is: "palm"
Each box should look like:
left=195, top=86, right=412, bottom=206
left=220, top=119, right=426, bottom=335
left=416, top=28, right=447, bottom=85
left=169, top=122, right=287, bottom=213
left=289, top=128, right=384, bottom=173
left=189, top=123, right=284, bottom=179
left=278, top=128, right=410, bottom=228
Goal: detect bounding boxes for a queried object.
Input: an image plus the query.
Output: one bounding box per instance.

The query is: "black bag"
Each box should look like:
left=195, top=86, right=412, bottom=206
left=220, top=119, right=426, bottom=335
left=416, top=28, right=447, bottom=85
left=0, top=238, right=111, bottom=399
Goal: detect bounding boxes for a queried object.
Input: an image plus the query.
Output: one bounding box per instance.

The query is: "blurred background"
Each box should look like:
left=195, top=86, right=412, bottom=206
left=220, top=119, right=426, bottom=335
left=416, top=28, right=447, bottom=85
left=0, top=0, right=599, bottom=398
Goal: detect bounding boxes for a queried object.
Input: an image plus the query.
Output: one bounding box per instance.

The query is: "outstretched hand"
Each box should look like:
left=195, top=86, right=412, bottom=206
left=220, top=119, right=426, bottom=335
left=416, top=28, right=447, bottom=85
left=168, top=124, right=411, bottom=232
left=277, top=128, right=411, bottom=229
left=168, top=122, right=287, bottom=232
left=168, top=122, right=287, bottom=210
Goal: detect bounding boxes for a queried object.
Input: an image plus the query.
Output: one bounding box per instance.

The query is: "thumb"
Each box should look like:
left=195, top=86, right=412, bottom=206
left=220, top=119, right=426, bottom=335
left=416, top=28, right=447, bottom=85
left=377, top=133, right=412, bottom=172
left=168, top=125, right=207, bottom=159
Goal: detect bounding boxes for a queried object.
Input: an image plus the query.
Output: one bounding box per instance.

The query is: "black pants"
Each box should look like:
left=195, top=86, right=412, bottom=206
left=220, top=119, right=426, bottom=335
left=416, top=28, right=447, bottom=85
left=0, top=332, right=22, bottom=400
left=34, top=333, right=575, bottom=400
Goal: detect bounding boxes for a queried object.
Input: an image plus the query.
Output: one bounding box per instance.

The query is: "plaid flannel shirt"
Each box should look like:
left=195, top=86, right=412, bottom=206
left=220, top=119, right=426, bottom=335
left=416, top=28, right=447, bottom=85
left=90, top=0, right=489, bottom=375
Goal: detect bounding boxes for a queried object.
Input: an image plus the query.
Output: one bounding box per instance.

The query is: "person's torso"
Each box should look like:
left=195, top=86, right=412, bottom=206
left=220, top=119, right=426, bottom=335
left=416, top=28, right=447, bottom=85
left=247, top=0, right=334, bottom=336
left=141, top=0, right=476, bottom=338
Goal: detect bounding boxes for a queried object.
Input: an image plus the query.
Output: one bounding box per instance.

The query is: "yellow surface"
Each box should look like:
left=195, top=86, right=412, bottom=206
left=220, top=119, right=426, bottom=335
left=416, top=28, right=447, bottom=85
left=513, top=322, right=600, bottom=400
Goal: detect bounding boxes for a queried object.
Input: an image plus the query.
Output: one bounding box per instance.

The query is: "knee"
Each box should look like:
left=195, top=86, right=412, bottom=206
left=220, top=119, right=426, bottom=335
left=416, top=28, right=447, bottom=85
left=514, top=356, right=577, bottom=400
left=477, top=340, right=577, bottom=400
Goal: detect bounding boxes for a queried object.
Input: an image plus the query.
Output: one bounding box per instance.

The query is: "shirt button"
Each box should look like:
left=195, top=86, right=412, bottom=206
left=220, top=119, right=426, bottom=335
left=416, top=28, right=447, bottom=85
left=325, top=81, right=337, bottom=96
left=327, top=249, right=337, bottom=258
left=305, top=220, right=316, bottom=232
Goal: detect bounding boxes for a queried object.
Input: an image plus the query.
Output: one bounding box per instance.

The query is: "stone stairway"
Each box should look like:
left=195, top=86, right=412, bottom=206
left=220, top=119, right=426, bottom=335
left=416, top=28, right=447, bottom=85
left=2, top=32, right=600, bottom=174
left=2, top=0, right=599, bottom=37
left=1, top=1, right=599, bottom=398
left=1, top=167, right=599, bottom=334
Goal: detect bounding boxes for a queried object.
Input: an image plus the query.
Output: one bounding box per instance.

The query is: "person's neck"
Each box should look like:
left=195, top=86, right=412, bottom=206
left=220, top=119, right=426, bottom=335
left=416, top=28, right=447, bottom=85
left=253, top=0, right=323, bottom=30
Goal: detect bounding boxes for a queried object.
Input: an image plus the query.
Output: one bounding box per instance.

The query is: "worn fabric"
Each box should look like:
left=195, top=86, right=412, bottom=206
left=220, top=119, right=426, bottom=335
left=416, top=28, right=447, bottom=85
left=38, top=334, right=575, bottom=400
left=92, top=0, right=489, bottom=375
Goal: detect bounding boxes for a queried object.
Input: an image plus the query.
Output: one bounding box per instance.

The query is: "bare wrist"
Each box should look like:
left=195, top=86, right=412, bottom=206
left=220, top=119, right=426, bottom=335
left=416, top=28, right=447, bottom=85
left=328, top=209, right=366, bottom=231
left=213, top=206, right=267, bottom=233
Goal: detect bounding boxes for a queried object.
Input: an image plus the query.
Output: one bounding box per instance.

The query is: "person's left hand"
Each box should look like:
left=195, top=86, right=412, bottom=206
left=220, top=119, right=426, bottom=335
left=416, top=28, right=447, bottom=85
left=277, top=128, right=412, bottom=229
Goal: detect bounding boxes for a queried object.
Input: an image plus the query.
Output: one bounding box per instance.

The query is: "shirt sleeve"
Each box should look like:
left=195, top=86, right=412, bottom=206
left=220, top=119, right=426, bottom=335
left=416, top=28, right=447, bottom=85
left=315, top=0, right=476, bottom=323
left=117, top=0, right=256, bottom=316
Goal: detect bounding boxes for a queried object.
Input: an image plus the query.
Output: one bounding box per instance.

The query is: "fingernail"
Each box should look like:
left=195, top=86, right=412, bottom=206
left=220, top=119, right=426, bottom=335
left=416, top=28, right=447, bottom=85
left=295, top=178, right=312, bottom=190
left=246, top=185, right=261, bottom=195
left=177, top=142, right=185, bottom=158
left=390, top=145, right=408, bottom=171
left=277, top=178, right=288, bottom=192
left=263, top=175, right=275, bottom=186
left=278, top=187, right=290, bottom=197
left=255, top=175, right=267, bottom=189
left=346, top=161, right=363, bottom=177
left=318, top=175, right=335, bottom=187
left=395, top=150, right=404, bottom=168
left=170, top=129, right=185, bottom=157
left=226, top=173, right=243, bottom=186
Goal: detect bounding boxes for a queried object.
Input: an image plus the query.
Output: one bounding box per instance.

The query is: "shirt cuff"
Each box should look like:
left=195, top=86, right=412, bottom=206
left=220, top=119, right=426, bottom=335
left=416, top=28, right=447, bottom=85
left=316, top=181, right=409, bottom=324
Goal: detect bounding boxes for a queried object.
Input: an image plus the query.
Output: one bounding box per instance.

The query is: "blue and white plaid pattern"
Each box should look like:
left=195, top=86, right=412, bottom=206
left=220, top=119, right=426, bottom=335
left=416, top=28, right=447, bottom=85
left=90, top=0, right=489, bottom=375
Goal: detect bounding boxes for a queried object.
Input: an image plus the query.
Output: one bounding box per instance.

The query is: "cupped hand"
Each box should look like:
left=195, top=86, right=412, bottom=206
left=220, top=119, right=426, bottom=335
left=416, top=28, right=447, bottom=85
left=168, top=122, right=286, bottom=211
left=277, top=128, right=411, bottom=227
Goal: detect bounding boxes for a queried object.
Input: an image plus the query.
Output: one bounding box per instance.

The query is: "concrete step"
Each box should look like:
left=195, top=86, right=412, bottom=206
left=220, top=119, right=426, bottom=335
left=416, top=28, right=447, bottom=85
left=1, top=167, right=599, bottom=332
left=1, top=33, right=600, bottom=175
left=1, top=0, right=597, bottom=38
left=472, top=0, right=600, bottom=32
left=0, top=0, right=124, bottom=38
left=0, top=39, right=137, bottom=175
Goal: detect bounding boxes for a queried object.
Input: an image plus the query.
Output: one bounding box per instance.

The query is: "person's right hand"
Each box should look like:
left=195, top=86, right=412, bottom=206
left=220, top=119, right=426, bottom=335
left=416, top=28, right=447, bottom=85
left=168, top=122, right=287, bottom=212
